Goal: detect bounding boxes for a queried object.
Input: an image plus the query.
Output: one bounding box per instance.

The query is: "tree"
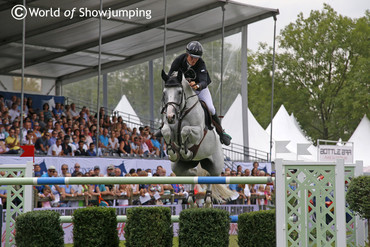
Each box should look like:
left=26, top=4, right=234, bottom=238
left=248, top=5, right=369, bottom=142
left=346, top=175, right=370, bottom=243
left=277, top=5, right=369, bottom=142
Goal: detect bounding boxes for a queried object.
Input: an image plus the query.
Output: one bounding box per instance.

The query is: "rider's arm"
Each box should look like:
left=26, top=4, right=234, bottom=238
left=168, top=54, right=185, bottom=76
left=197, top=62, right=209, bottom=90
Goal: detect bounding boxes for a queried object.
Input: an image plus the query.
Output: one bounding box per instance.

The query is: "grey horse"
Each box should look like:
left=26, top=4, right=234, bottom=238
left=160, top=70, right=233, bottom=207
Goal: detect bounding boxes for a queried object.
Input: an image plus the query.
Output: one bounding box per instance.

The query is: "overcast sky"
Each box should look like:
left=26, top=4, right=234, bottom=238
left=226, top=0, right=370, bottom=51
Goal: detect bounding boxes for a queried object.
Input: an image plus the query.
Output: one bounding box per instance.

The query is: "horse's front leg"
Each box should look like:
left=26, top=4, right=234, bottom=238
left=180, top=126, right=202, bottom=160
left=162, top=124, right=179, bottom=162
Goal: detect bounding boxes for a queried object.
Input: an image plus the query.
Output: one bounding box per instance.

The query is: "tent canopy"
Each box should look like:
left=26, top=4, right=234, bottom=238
left=0, top=0, right=279, bottom=85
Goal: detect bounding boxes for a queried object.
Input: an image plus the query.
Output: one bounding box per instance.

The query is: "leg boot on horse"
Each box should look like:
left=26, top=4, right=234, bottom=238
left=212, top=114, right=232, bottom=146
left=204, top=189, right=213, bottom=208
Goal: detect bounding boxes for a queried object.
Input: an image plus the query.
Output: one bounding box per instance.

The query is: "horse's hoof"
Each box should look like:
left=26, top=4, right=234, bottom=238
left=168, top=149, right=179, bottom=162
left=180, top=149, right=193, bottom=160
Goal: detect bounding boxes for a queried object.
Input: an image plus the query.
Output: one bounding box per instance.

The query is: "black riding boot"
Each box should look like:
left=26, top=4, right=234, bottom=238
left=212, top=114, right=232, bottom=146
left=154, top=129, right=163, bottom=138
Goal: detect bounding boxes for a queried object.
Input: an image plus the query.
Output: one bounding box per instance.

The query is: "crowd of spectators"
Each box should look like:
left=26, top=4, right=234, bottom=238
left=30, top=162, right=274, bottom=208
left=0, top=94, right=165, bottom=157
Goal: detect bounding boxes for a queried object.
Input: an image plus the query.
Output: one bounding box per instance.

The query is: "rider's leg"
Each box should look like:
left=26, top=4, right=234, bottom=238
left=197, top=88, right=232, bottom=146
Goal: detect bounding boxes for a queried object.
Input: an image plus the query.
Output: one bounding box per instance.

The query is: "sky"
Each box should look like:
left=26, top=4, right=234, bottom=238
left=226, top=0, right=370, bottom=51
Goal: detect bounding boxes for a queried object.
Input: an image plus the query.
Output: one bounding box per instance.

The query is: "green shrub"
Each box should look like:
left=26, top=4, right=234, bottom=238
left=124, top=207, right=172, bottom=247
left=346, top=175, right=370, bottom=219
left=179, top=208, right=230, bottom=247
left=15, top=210, right=64, bottom=247
left=72, top=207, right=119, bottom=247
left=238, top=209, right=276, bottom=247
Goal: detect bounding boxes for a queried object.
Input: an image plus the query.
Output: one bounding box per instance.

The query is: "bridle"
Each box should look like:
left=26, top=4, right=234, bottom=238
left=161, top=83, right=198, bottom=121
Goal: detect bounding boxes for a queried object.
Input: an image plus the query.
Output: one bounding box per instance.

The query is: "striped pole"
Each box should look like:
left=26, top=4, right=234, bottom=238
left=0, top=176, right=274, bottom=185
left=60, top=215, right=239, bottom=223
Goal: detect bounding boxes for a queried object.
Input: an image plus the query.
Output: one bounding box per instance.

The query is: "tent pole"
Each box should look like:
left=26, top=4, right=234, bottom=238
left=269, top=15, right=277, bottom=162
left=20, top=0, right=26, bottom=146
left=96, top=0, right=103, bottom=155
left=219, top=4, right=225, bottom=116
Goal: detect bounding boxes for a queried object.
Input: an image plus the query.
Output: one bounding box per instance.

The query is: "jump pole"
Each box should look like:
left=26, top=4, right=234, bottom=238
left=0, top=176, right=274, bottom=185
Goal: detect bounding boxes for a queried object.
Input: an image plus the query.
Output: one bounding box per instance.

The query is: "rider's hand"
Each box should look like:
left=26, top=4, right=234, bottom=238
left=189, top=81, right=199, bottom=90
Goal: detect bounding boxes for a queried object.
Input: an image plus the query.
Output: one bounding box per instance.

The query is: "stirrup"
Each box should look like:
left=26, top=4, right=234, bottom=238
left=220, top=132, right=232, bottom=146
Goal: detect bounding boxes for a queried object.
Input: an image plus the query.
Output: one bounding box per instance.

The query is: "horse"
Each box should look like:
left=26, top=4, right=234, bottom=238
left=160, top=70, right=234, bottom=207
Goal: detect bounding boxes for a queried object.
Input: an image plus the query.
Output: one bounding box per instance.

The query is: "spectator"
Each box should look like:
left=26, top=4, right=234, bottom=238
left=0, top=140, right=7, bottom=154
left=38, top=112, right=46, bottom=131
left=61, top=135, right=72, bottom=156
left=8, top=103, right=20, bottom=123
left=71, top=163, right=81, bottom=177
left=5, top=95, right=17, bottom=109
left=35, top=131, right=50, bottom=154
left=244, top=169, right=251, bottom=176
left=42, top=103, right=53, bottom=123
left=49, top=130, right=58, bottom=146
left=70, top=172, right=91, bottom=207
left=150, top=135, right=161, bottom=156
left=59, top=164, right=70, bottom=177
left=75, top=141, right=87, bottom=156
left=5, top=128, right=20, bottom=154
left=118, top=133, right=132, bottom=156
left=108, top=130, right=119, bottom=152
left=38, top=187, right=55, bottom=208
left=83, top=127, right=93, bottom=147
left=86, top=143, right=96, bottom=156
left=251, top=167, right=259, bottom=176
left=70, top=103, right=79, bottom=120
left=24, top=130, right=35, bottom=145
left=93, top=166, right=103, bottom=177
left=26, top=97, right=35, bottom=115
left=131, top=136, right=142, bottom=155
left=115, top=183, right=131, bottom=206
left=99, top=128, right=109, bottom=154
left=52, top=103, right=63, bottom=119
left=33, top=122, right=42, bottom=138
left=48, top=138, right=63, bottom=156
left=115, top=168, right=122, bottom=177
left=59, top=174, right=75, bottom=207
left=139, top=136, right=150, bottom=156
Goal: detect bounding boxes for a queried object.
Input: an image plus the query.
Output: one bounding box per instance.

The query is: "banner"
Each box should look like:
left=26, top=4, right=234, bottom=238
left=318, top=145, right=353, bottom=163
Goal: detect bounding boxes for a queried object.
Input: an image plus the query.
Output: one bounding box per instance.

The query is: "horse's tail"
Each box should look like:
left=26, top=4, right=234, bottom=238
left=196, top=166, right=237, bottom=203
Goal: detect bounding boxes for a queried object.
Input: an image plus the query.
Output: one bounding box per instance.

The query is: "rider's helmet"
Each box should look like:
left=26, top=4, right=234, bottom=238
left=186, top=41, right=203, bottom=58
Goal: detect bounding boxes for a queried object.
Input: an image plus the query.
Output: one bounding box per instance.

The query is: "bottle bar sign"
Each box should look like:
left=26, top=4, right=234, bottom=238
left=318, top=145, right=353, bottom=163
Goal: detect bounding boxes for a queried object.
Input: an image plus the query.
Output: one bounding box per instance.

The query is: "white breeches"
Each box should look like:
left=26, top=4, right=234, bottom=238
left=195, top=87, right=216, bottom=115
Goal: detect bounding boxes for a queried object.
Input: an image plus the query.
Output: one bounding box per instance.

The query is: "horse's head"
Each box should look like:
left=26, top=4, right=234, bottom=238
left=161, top=70, right=185, bottom=124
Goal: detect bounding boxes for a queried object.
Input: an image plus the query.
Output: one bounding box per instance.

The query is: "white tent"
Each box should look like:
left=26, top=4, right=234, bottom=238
left=113, top=95, right=142, bottom=127
left=222, top=94, right=270, bottom=153
left=266, top=105, right=317, bottom=161
left=348, top=115, right=370, bottom=168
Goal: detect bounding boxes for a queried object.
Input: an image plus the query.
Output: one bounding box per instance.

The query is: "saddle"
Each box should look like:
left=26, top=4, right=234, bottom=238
left=200, top=100, right=214, bottom=131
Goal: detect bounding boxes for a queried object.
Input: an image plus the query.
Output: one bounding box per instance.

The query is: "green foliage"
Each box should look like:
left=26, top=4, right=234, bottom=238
left=346, top=175, right=370, bottom=219
left=72, top=207, right=119, bottom=247
left=238, top=209, right=276, bottom=247
left=124, top=207, right=173, bottom=247
left=248, top=5, right=369, bottom=143
left=179, top=208, right=230, bottom=247
left=15, top=210, right=64, bottom=247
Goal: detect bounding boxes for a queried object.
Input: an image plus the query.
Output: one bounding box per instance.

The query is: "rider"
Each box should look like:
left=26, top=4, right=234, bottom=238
left=166, top=41, right=232, bottom=146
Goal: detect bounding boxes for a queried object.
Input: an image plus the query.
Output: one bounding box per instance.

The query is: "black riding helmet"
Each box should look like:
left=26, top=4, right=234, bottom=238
left=186, top=41, right=203, bottom=58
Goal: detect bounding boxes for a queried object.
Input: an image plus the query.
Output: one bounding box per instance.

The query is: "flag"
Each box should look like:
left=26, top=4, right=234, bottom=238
left=297, top=143, right=311, bottom=156
left=275, top=141, right=290, bottom=153
left=20, top=145, right=35, bottom=163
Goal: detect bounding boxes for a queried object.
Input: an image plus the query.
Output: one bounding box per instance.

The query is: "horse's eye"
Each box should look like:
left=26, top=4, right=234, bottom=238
left=178, top=91, right=182, bottom=95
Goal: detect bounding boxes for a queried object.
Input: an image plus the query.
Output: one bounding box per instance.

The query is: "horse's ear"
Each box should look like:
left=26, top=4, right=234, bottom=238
left=161, top=70, right=169, bottom=81
left=177, top=70, right=182, bottom=83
